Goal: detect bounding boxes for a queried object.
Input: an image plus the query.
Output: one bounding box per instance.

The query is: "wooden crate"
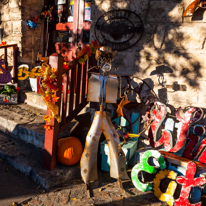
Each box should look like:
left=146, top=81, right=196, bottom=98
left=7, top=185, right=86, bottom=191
left=100, top=138, right=138, bottom=172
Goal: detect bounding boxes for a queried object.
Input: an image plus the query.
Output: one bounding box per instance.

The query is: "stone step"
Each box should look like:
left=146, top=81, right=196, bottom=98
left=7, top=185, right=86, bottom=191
left=18, top=90, right=91, bottom=114
left=18, top=90, right=47, bottom=110
left=0, top=103, right=91, bottom=149
left=0, top=103, right=46, bottom=149
left=0, top=103, right=91, bottom=189
left=0, top=131, right=81, bottom=189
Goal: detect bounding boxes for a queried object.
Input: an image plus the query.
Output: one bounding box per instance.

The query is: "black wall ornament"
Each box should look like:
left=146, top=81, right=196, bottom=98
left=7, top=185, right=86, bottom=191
left=95, top=10, right=144, bottom=51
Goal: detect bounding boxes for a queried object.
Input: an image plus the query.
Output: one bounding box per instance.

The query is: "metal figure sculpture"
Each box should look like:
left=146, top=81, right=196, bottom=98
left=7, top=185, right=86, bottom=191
left=80, top=47, right=129, bottom=194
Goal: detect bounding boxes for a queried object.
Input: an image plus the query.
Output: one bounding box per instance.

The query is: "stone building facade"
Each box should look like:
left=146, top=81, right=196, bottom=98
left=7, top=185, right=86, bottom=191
left=0, top=0, right=206, bottom=110
left=0, top=0, right=44, bottom=66
left=90, top=0, right=206, bottom=109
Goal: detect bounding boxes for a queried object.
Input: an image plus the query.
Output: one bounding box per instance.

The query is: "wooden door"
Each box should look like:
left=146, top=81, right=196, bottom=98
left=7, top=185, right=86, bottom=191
left=55, top=0, right=92, bottom=61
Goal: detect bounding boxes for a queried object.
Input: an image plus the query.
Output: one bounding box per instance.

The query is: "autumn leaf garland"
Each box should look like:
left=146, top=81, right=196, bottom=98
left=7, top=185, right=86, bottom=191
left=41, top=41, right=101, bottom=131
left=62, top=40, right=101, bottom=70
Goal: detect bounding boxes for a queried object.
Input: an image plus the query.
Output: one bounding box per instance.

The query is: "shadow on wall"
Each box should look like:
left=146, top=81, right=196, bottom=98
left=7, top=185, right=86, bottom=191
left=90, top=0, right=205, bottom=107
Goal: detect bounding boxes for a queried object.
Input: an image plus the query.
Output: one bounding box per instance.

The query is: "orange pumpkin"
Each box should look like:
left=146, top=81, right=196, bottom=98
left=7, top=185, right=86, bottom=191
left=57, top=136, right=83, bottom=166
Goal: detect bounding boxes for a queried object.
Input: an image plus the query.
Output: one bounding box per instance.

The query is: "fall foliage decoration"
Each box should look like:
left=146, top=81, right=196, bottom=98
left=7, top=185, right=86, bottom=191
left=63, top=40, right=101, bottom=70
left=41, top=6, right=53, bottom=22
left=0, top=41, right=7, bottom=47
left=57, top=137, right=83, bottom=166
left=40, top=41, right=101, bottom=131
left=39, top=63, right=60, bottom=128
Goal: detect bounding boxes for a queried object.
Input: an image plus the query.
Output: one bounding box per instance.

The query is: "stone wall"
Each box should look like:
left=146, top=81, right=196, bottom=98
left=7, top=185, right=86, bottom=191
left=0, top=0, right=44, bottom=71
left=90, top=0, right=206, bottom=109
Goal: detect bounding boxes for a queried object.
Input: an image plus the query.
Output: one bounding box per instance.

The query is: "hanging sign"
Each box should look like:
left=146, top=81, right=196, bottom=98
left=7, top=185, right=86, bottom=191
left=18, top=65, right=41, bottom=80
left=95, top=10, right=144, bottom=51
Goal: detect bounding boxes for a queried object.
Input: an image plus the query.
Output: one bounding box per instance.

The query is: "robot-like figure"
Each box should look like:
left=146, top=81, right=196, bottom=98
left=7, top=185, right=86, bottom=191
left=80, top=47, right=129, bottom=193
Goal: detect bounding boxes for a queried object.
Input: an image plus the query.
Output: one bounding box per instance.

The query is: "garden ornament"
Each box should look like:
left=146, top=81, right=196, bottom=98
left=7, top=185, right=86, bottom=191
left=148, top=101, right=203, bottom=153
left=27, top=16, right=39, bottom=30
left=95, top=46, right=117, bottom=73
left=183, top=0, right=206, bottom=17
left=80, top=47, right=129, bottom=195
left=154, top=170, right=178, bottom=206
left=131, top=150, right=166, bottom=192
left=174, top=162, right=206, bottom=206
left=37, top=54, right=49, bottom=63
left=0, top=59, right=12, bottom=83
left=0, top=85, right=17, bottom=98
left=182, top=125, right=205, bottom=160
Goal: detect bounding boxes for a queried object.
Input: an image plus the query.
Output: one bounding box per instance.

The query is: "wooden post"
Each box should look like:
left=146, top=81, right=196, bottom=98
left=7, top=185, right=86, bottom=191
left=12, top=44, right=18, bottom=84
left=43, top=53, right=63, bottom=170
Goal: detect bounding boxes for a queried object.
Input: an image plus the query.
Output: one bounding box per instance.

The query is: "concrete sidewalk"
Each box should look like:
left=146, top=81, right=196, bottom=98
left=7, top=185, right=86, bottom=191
left=0, top=102, right=205, bottom=206
left=0, top=102, right=164, bottom=206
left=0, top=154, right=166, bottom=206
left=0, top=102, right=86, bottom=189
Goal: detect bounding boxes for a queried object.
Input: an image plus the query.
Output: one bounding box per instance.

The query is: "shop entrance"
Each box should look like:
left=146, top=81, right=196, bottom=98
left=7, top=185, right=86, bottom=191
left=55, top=0, right=92, bottom=61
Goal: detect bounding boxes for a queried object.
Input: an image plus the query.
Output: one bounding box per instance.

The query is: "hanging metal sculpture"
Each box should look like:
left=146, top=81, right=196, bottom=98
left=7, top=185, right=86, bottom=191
left=183, top=0, right=206, bottom=17
left=80, top=47, right=129, bottom=193
left=95, top=10, right=144, bottom=51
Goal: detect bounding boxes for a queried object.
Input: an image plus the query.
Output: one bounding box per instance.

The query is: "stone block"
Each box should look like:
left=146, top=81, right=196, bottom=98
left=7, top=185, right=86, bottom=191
left=130, top=0, right=150, bottom=17
left=172, top=53, right=206, bottom=80
left=13, top=21, right=22, bottom=34
left=3, top=21, right=13, bottom=36
left=23, top=91, right=47, bottom=110
left=27, top=198, right=42, bottom=205
left=5, top=35, right=22, bottom=45
left=1, top=9, right=10, bottom=21
left=1, top=3, right=9, bottom=10
left=146, top=1, right=183, bottom=23
left=9, top=0, right=21, bottom=8
left=91, top=4, right=104, bottom=20
left=9, top=7, right=21, bottom=21
left=134, top=24, right=155, bottom=48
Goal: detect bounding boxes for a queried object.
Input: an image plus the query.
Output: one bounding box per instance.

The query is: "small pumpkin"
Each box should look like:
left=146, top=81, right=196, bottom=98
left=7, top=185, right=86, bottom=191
left=57, top=136, right=83, bottom=166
